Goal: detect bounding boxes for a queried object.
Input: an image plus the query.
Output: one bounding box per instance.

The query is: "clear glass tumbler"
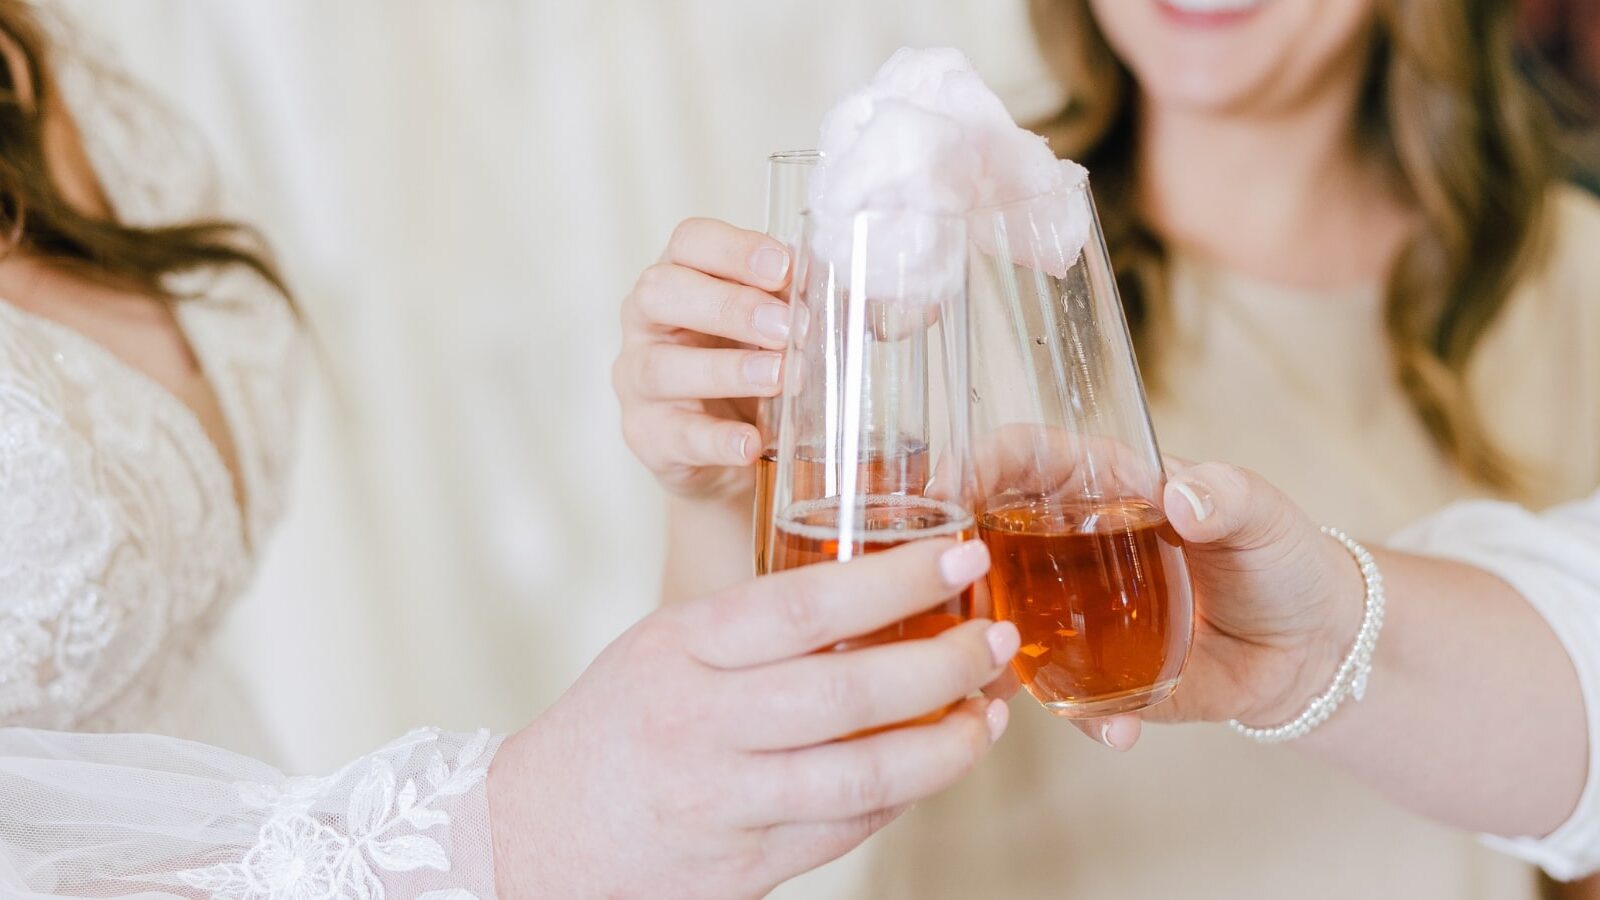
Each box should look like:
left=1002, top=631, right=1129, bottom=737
left=967, top=179, right=1195, bottom=718
left=754, top=150, right=821, bottom=576
left=766, top=208, right=979, bottom=683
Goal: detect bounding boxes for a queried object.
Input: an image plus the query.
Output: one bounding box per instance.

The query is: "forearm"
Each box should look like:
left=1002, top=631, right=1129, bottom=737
left=661, top=492, right=756, bottom=605
left=1295, top=549, right=1587, bottom=838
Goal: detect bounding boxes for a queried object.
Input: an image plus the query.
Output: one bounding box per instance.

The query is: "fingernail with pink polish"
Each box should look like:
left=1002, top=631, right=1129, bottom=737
left=750, top=247, right=790, bottom=283
left=743, top=353, right=781, bottom=389
left=1098, top=720, right=1119, bottom=750
left=986, top=699, right=1010, bottom=743
left=938, top=541, right=990, bottom=588
left=752, top=303, right=791, bottom=343
left=1172, top=480, right=1214, bottom=523
left=985, top=621, right=1020, bottom=666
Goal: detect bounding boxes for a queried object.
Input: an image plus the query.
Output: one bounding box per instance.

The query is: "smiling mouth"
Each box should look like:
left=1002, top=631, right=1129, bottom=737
left=1154, top=0, right=1271, bottom=26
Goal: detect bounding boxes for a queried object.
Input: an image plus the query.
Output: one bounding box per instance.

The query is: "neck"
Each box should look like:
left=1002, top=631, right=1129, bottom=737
left=1136, top=61, right=1412, bottom=289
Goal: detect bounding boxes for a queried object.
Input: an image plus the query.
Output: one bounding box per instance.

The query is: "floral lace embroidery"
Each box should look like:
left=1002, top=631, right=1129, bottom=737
left=0, top=380, right=122, bottom=718
left=176, top=729, right=492, bottom=900
left=0, top=302, right=256, bottom=730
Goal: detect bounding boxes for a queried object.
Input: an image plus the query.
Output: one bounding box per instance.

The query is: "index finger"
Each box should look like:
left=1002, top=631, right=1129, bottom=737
left=682, top=538, right=991, bottom=670
left=664, top=217, right=792, bottom=293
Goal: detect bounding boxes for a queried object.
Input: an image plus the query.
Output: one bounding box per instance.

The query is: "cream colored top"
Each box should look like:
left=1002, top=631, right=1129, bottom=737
left=845, top=185, right=1600, bottom=900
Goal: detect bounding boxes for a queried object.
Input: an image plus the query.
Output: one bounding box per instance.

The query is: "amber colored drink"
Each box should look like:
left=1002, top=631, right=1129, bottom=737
left=754, top=450, right=779, bottom=576
left=979, top=498, right=1194, bottom=717
left=754, top=443, right=930, bottom=576
left=769, top=494, right=973, bottom=733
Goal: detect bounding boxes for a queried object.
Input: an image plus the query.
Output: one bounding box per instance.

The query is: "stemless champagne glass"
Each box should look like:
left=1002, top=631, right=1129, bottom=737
left=767, top=208, right=979, bottom=679
left=754, top=150, right=821, bottom=575
left=967, top=177, right=1195, bottom=718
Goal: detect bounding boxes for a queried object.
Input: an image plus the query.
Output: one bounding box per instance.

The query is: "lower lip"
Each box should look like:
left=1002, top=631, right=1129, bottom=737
left=1153, top=1, right=1265, bottom=28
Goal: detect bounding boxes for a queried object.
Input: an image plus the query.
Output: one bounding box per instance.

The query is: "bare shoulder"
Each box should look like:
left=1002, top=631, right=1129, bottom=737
left=0, top=257, right=201, bottom=398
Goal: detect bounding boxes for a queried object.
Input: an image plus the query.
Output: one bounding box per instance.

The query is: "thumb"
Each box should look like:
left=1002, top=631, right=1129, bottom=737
left=1163, top=461, right=1306, bottom=552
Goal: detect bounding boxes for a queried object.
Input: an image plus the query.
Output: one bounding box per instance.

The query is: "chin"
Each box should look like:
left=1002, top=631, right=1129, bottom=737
left=1088, top=0, right=1377, bottom=115
left=1134, top=61, right=1289, bottom=114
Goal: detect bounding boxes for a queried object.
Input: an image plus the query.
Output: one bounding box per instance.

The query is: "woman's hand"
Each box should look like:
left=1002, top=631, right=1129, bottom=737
left=488, top=539, right=1018, bottom=899
left=1071, top=463, right=1591, bottom=849
left=614, top=218, right=794, bottom=504
left=1080, top=461, right=1365, bottom=751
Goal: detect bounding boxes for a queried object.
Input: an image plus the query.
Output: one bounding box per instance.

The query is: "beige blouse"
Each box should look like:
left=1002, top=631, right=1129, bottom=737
left=835, top=185, right=1600, bottom=900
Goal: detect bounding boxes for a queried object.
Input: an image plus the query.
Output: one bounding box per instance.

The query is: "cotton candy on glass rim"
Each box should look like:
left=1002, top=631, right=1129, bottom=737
left=807, top=47, right=1093, bottom=302
left=969, top=164, right=1094, bottom=282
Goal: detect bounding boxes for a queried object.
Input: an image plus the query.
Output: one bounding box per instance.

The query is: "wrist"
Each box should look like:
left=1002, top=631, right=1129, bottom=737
left=1245, top=532, right=1369, bottom=727
left=488, top=726, right=577, bottom=899
left=668, top=488, right=752, bottom=521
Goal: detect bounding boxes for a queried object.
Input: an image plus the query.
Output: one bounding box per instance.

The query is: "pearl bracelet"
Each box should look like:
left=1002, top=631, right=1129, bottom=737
left=1227, top=526, right=1386, bottom=744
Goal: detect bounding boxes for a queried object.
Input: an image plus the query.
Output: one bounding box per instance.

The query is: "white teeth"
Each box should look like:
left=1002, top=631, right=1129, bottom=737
left=1161, top=0, right=1267, bottom=12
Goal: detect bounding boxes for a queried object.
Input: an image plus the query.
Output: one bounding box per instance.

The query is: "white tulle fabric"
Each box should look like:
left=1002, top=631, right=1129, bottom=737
left=0, top=727, right=503, bottom=899
left=0, top=21, right=504, bottom=898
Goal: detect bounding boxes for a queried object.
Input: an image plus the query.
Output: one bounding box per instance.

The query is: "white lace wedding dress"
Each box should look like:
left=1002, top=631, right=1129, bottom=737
left=0, top=29, right=502, bottom=900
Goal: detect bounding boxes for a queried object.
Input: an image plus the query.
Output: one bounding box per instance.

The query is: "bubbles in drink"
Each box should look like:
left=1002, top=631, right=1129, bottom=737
left=754, top=443, right=930, bottom=575
left=769, top=494, right=973, bottom=653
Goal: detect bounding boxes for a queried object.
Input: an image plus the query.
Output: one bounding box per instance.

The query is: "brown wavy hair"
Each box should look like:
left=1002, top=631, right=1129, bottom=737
left=0, top=1, right=288, bottom=304
left=1029, top=0, right=1572, bottom=489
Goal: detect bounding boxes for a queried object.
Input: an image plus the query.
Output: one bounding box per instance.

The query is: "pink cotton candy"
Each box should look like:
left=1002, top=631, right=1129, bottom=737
left=808, top=47, right=1092, bottom=299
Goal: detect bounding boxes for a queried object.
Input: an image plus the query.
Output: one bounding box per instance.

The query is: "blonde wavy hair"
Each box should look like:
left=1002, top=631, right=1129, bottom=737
left=1029, top=0, right=1569, bottom=489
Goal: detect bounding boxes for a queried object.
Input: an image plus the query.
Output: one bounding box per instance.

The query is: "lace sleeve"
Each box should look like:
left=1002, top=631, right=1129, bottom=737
left=0, top=726, right=504, bottom=898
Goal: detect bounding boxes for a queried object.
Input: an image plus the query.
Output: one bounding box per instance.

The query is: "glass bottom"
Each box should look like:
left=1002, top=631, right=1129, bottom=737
left=1038, top=677, right=1180, bottom=719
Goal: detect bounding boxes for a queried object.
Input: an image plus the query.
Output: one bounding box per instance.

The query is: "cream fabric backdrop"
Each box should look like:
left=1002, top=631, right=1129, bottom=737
left=61, top=4, right=1050, bottom=892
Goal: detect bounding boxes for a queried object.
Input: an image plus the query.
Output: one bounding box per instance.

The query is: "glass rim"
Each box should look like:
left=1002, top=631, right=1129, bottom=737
left=967, top=171, right=1092, bottom=216
left=797, top=206, right=968, bottom=227
left=768, top=149, right=823, bottom=166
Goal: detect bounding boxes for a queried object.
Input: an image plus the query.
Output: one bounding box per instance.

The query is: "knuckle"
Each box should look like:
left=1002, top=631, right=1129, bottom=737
left=618, top=412, right=651, bottom=457
left=817, top=665, right=868, bottom=728
left=634, top=263, right=678, bottom=317
left=810, top=808, right=895, bottom=866
left=658, top=767, right=720, bottom=826
left=711, top=280, right=746, bottom=330
left=701, top=583, right=745, bottom=628
left=625, top=615, right=682, bottom=668
left=859, top=806, right=900, bottom=837
left=632, top=635, right=717, bottom=737
left=819, top=818, right=874, bottom=860
left=668, top=218, right=710, bottom=258
left=610, top=352, right=633, bottom=398
left=777, top=572, right=831, bottom=648
left=836, top=750, right=891, bottom=812
left=634, top=345, right=669, bottom=394
left=686, top=588, right=743, bottom=664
